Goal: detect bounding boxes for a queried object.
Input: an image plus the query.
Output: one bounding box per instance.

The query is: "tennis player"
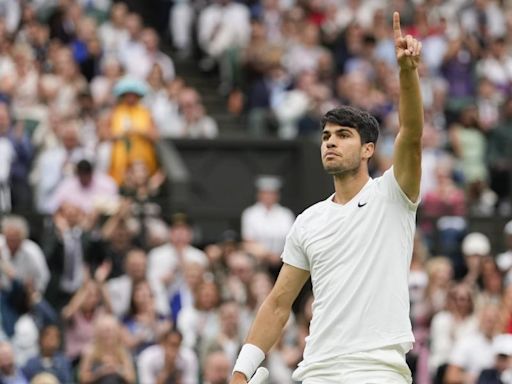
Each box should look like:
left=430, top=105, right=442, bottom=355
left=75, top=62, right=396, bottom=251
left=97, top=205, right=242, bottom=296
left=230, top=12, right=423, bottom=384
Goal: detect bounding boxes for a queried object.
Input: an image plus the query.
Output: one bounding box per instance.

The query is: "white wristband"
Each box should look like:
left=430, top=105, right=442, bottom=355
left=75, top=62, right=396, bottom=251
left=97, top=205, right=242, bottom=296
left=233, top=343, right=265, bottom=380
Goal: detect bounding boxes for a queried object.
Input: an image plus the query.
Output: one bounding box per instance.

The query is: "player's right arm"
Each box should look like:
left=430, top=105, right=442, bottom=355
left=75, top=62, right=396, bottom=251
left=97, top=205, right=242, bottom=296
left=230, top=263, right=310, bottom=384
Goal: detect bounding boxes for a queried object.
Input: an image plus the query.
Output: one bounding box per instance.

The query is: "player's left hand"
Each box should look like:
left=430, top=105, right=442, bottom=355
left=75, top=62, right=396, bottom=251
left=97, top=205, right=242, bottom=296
left=393, top=11, right=422, bottom=70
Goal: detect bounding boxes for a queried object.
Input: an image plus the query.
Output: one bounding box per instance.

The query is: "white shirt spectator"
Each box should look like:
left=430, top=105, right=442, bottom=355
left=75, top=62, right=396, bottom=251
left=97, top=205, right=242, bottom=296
left=0, top=137, right=14, bottom=183
left=429, top=311, right=479, bottom=374
left=198, top=1, right=251, bottom=58
left=107, top=275, right=166, bottom=318
left=0, top=235, right=50, bottom=293
left=242, top=202, right=295, bottom=256
left=448, top=331, right=495, bottom=379
left=148, top=244, right=208, bottom=314
left=137, top=342, right=198, bottom=384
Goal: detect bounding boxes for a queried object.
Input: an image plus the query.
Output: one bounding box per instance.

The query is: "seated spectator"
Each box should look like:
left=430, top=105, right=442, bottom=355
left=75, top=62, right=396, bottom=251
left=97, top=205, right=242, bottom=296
left=200, top=300, right=244, bottom=367
left=197, top=0, right=251, bottom=92
left=122, top=280, right=172, bottom=356
left=22, top=325, right=72, bottom=384
left=49, top=158, right=118, bottom=214
left=444, top=304, right=501, bottom=384
left=108, top=76, right=159, bottom=185
left=448, top=105, right=495, bottom=215
left=148, top=213, right=209, bottom=320
left=202, top=350, right=231, bottom=384
left=148, top=77, right=185, bottom=138
left=177, top=280, right=221, bottom=351
left=29, top=372, right=59, bottom=384
left=31, top=119, right=89, bottom=214
left=137, top=329, right=198, bottom=384
left=429, top=283, right=479, bottom=380
left=107, top=249, right=156, bottom=318
left=461, top=232, right=492, bottom=290
left=78, top=314, right=136, bottom=384
left=176, top=87, right=218, bottom=138
left=62, top=279, right=111, bottom=365
left=90, top=56, right=124, bottom=109
left=0, top=100, right=33, bottom=213
left=0, top=215, right=49, bottom=294
left=241, top=175, right=294, bottom=275
left=424, top=256, right=454, bottom=317
left=477, top=334, right=512, bottom=384
left=0, top=341, right=28, bottom=384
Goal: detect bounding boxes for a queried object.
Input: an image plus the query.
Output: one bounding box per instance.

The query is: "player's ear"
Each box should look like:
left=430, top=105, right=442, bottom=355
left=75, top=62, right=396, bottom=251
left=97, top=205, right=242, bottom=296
left=362, top=142, right=375, bottom=160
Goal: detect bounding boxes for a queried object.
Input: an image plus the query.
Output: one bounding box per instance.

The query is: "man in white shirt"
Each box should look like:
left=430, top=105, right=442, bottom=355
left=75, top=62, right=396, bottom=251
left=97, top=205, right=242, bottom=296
left=148, top=213, right=209, bottom=319
left=230, top=12, right=423, bottom=384
left=444, top=304, right=501, bottom=384
left=137, top=329, right=198, bottom=384
left=241, top=175, right=294, bottom=274
left=0, top=215, right=49, bottom=293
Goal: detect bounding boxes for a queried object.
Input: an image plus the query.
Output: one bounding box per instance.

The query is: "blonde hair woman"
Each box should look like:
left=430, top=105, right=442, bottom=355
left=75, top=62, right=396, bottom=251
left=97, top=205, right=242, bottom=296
left=79, top=314, right=136, bottom=384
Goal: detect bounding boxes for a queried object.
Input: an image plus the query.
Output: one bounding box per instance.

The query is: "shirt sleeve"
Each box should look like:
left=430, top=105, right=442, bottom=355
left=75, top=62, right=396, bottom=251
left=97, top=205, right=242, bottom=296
left=281, top=217, right=309, bottom=271
left=377, top=167, right=420, bottom=211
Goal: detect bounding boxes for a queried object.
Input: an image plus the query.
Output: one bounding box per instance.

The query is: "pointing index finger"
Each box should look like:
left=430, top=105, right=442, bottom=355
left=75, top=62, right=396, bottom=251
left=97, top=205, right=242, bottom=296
left=393, top=11, right=402, bottom=40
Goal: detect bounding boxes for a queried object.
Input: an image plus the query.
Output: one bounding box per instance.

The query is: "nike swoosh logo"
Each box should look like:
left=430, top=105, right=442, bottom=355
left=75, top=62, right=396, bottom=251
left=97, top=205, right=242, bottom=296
left=358, top=202, right=367, bottom=207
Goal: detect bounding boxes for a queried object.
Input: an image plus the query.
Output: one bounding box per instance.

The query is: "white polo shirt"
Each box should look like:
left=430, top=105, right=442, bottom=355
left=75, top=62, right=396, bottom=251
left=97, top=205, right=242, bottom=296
left=282, top=167, right=418, bottom=366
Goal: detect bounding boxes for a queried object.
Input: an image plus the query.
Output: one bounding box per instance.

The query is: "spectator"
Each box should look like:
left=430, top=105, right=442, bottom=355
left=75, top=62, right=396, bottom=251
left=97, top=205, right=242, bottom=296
left=197, top=0, right=251, bottom=92
left=31, top=119, right=89, bottom=214
left=477, top=334, right=512, bottom=384
left=177, top=280, right=220, bottom=351
left=241, top=175, right=294, bottom=275
left=0, top=341, right=28, bottom=384
left=22, top=325, right=72, bottom=384
left=137, top=329, right=198, bottom=384
left=202, top=350, right=231, bottom=384
left=429, top=283, right=479, bottom=380
left=448, top=105, right=494, bottom=215
left=62, top=279, right=111, bottom=365
left=148, top=213, right=209, bottom=320
left=200, top=300, right=244, bottom=366
left=461, top=232, right=492, bottom=290
left=107, top=248, right=153, bottom=318
left=44, top=201, right=96, bottom=310
left=108, top=76, right=159, bottom=185
left=49, top=158, right=118, bottom=214
left=78, top=314, right=136, bottom=384
left=0, top=101, right=33, bottom=213
left=122, top=280, right=172, bottom=356
left=176, top=87, right=219, bottom=138
left=0, top=215, right=49, bottom=294
left=444, top=304, right=501, bottom=384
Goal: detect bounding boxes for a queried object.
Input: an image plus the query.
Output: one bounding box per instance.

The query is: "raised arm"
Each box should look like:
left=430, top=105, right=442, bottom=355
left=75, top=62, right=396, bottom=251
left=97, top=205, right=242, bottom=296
left=392, top=12, right=424, bottom=202
left=230, top=263, right=310, bottom=384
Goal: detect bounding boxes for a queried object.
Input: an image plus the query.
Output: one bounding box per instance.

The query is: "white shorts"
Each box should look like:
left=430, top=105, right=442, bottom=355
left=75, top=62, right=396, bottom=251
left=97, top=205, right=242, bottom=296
left=292, top=344, right=412, bottom=384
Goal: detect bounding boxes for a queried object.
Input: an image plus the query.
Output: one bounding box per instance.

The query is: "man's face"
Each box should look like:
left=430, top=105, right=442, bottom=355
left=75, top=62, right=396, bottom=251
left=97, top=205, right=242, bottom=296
left=320, top=123, right=373, bottom=175
left=4, top=227, right=22, bottom=254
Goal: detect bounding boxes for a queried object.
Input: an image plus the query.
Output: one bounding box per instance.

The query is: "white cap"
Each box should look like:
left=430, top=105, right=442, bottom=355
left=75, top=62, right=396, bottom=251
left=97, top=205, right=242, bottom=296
left=255, top=175, right=282, bottom=191
left=493, top=334, right=512, bottom=356
left=462, top=232, right=491, bottom=256
left=504, top=220, right=512, bottom=236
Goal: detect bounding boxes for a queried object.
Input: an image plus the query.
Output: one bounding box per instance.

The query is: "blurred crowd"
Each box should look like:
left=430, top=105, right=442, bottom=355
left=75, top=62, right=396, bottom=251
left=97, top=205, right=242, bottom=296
left=0, top=0, right=511, bottom=383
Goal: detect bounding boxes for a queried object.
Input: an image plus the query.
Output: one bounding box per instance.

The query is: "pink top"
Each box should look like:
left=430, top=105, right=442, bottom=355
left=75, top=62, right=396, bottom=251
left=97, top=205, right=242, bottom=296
left=65, top=308, right=105, bottom=360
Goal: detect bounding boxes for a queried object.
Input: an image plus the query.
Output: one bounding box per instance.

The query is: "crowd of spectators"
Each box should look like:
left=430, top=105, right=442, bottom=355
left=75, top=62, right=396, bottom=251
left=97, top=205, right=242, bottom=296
left=0, top=0, right=511, bottom=383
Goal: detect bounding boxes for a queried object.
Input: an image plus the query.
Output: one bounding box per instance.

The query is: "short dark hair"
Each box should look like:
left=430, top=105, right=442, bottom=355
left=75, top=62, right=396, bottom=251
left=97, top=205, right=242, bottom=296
left=321, top=106, right=380, bottom=144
